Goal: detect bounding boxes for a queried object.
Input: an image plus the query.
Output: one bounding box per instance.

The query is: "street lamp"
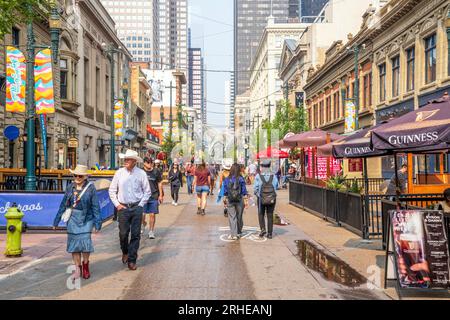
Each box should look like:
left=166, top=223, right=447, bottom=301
left=122, top=79, right=129, bottom=128
left=102, top=42, right=124, bottom=169
left=25, top=3, right=61, bottom=191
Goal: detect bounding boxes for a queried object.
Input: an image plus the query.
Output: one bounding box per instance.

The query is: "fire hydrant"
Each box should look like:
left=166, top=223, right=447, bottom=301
left=4, top=203, right=27, bottom=257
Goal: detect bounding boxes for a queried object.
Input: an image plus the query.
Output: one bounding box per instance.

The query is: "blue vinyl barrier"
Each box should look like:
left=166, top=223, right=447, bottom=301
left=0, top=189, right=114, bottom=228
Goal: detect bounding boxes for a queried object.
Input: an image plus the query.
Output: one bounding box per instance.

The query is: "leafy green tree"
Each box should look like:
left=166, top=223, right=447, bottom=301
left=271, top=99, right=309, bottom=138
left=0, top=0, right=52, bottom=40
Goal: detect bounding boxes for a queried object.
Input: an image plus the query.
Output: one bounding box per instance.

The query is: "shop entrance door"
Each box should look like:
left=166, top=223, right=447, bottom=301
left=66, top=147, right=77, bottom=169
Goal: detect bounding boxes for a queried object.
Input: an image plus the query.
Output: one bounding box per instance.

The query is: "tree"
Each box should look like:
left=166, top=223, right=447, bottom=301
left=271, top=99, right=309, bottom=138
left=0, top=0, right=52, bottom=40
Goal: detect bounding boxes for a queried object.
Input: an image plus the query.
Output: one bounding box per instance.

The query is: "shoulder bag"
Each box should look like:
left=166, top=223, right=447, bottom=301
left=61, top=182, right=92, bottom=223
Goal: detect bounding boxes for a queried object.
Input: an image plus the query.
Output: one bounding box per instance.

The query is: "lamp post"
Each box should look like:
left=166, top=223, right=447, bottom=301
left=122, top=79, right=129, bottom=128
left=102, top=43, right=124, bottom=169
left=25, top=4, right=61, bottom=191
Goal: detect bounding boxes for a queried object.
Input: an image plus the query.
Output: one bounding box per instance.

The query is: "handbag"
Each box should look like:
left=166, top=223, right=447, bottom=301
left=62, top=182, right=92, bottom=223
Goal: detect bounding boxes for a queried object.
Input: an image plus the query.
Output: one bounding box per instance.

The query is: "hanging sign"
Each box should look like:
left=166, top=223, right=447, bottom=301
left=34, top=49, right=55, bottom=114
left=387, top=210, right=450, bottom=289
left=344, top=100, right=356, bottom=133
left=114, top=100, right=124, bottom=137
left=6, top=46, right=26, bottom=112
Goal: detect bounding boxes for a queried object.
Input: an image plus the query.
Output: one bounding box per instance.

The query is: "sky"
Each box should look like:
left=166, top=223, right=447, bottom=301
left=188, top=0, right=233, bottom=130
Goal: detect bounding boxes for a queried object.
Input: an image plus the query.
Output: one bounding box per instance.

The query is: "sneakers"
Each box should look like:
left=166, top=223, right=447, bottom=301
left=174, top=202, right=178, bottom=206
left=148, top=231, right=155, bottom=239
left=227, top=235, right=238, bottom=240
left=172, top=201, right=175, bottom=205
left=141, top=228, right=144, bottom=234
left=201, top=209, right=206, bottom=215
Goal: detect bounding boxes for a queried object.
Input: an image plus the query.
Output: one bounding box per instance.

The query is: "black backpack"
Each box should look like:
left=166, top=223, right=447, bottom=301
left=227, top=177, right=242, bottom=203
left=260, top=175, right=276, bottom=205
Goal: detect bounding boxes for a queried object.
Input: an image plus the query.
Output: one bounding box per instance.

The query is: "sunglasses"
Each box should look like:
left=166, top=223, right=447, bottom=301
left=74, top=175, right=85, bottom=178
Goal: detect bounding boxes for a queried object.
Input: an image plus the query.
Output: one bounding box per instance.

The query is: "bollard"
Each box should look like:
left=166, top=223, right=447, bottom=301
left=4, top=203, right=27, bottom=257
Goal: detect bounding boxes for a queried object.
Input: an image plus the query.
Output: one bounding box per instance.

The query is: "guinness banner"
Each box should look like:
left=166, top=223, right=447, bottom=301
left=331, top=122, right=389, bottom=159
left=371, top=97, right=450, bottom=152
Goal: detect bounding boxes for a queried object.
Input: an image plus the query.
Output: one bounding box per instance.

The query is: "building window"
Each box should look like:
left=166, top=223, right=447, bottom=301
left=363, top=73, right=372, bottom=109
left=313, top=104, right=318, bottom=128
left=333, top=91, right=340, bottom=119
left=60, top=59, right=68, bottom=100
left=326, top=96, right=331, bottom=123
left=447, top=27, right=450, bottom=76
left=319, top=101, right=324, bottom=125
left=379, top=63, right=386, bottom=102
left=391, top=55, right=400, bottom=97
left=406, top=47, right=415, bottom=91
left=12, top=27, right=20, bottom=47
left=424, top=34, right=436, bottom=84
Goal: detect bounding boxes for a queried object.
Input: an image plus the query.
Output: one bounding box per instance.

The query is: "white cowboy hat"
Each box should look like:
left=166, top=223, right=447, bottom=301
left=155, top=159, right=161, bottom=164
left=69, top=164, right=90, bottom=176
left=222, top=159, right=232, bottom=170
left=119, top=149, right=143, bottom=162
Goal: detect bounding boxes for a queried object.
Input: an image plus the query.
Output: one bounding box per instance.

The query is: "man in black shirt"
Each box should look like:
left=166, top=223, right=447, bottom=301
left=142, top=157, right=163, bottom=239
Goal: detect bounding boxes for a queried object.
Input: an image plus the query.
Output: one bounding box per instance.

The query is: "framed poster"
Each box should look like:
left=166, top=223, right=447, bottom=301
left=388, top=210, right=450, bottom=290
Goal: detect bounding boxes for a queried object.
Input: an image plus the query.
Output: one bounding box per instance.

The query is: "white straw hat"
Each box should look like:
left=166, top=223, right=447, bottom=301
left=69, top=164, right=90, bottom=176
left=118, top=149, right=143, bottom=162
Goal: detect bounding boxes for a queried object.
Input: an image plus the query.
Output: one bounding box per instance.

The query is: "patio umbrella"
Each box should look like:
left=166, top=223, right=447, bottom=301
left=283, top=129, right=342, bottom=148
left=317, top=122, right=391, bottom=158
left=371, top=95, right=450, bottom=152
left=256, top=147, right=289, bottom=159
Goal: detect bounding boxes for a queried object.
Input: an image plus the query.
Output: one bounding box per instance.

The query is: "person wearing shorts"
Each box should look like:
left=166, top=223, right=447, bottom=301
left=142, top=157, right=163, bottom=239
left=193, top=160, right=211, bottom=215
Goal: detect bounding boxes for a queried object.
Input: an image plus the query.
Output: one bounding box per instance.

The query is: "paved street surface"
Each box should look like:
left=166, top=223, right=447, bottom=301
left=1, top=187, right=392, bottom=300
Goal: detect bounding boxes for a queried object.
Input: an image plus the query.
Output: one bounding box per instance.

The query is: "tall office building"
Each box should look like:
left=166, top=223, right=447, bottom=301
left=188, top=47, right=206, bottom=123
left=300, top=0, right=329, bottom=22
left=101, top=0, right=159, bottom=66
left=234, top=0, right=295, bottom=99
left=233, top=0, right=328, bottom=97
left=158, top=0, right=188, bottom=70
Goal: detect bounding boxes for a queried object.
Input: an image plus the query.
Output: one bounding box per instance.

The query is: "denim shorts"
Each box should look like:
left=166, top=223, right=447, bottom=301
left=144, top=199, right=159, bottom=214
left=196, top=185, right=210, bottom=194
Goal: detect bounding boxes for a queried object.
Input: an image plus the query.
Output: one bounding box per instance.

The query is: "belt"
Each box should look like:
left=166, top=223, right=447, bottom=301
left=120, top=202, right=140, bottom=208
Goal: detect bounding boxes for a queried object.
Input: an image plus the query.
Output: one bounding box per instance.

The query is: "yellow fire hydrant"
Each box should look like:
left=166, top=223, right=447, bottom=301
left=4, top=203, right=27, bottom=257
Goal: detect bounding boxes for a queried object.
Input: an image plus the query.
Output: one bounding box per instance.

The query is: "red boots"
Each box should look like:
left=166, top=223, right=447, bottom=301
left=82, top=261, right=91, bottom=279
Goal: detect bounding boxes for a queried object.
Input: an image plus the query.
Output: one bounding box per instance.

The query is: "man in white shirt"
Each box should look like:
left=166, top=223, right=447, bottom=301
left=109, top=149, right=151, bottom=270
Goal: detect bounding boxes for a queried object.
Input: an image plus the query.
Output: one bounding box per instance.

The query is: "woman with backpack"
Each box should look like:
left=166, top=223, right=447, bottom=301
left=223, top=163, right=249, bottom=240
left=253, top=159, right=279, bottom=239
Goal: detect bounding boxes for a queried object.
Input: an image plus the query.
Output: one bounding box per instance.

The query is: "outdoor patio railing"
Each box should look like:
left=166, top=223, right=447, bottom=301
left=289, top=180, right=446, bottom=241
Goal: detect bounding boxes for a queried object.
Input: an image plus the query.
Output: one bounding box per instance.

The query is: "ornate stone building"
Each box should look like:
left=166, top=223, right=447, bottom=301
left=303, top=0, right=450, bottom=177
left=0, top=0, right=132, bottom=170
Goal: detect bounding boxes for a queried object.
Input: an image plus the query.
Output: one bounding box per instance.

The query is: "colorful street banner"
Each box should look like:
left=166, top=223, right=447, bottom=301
left=39, top=114, right=48, bottom=168
left=34, top=49, right=55, bottom=114
left=390, top=210, right=450, bottom=289
left=5, top=46, right=26, bottom=112
left=114, top=100, right=124, bottom=136
left=0, top=189, right=114, bottom=228
left=344, top=100, right=356, bottom=133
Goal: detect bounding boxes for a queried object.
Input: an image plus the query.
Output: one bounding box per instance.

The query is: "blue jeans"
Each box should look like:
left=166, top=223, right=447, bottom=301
left=186, top=175, right=194, bottom=194
left=196, top=185, right=210, bottom=194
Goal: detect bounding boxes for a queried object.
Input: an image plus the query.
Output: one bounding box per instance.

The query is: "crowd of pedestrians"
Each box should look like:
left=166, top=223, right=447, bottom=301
left=56, top=149, right=284, bottom=282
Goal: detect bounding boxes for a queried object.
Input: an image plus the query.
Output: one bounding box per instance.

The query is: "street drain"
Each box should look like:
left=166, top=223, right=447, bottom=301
left=295, top=240, right=366, bottom=287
